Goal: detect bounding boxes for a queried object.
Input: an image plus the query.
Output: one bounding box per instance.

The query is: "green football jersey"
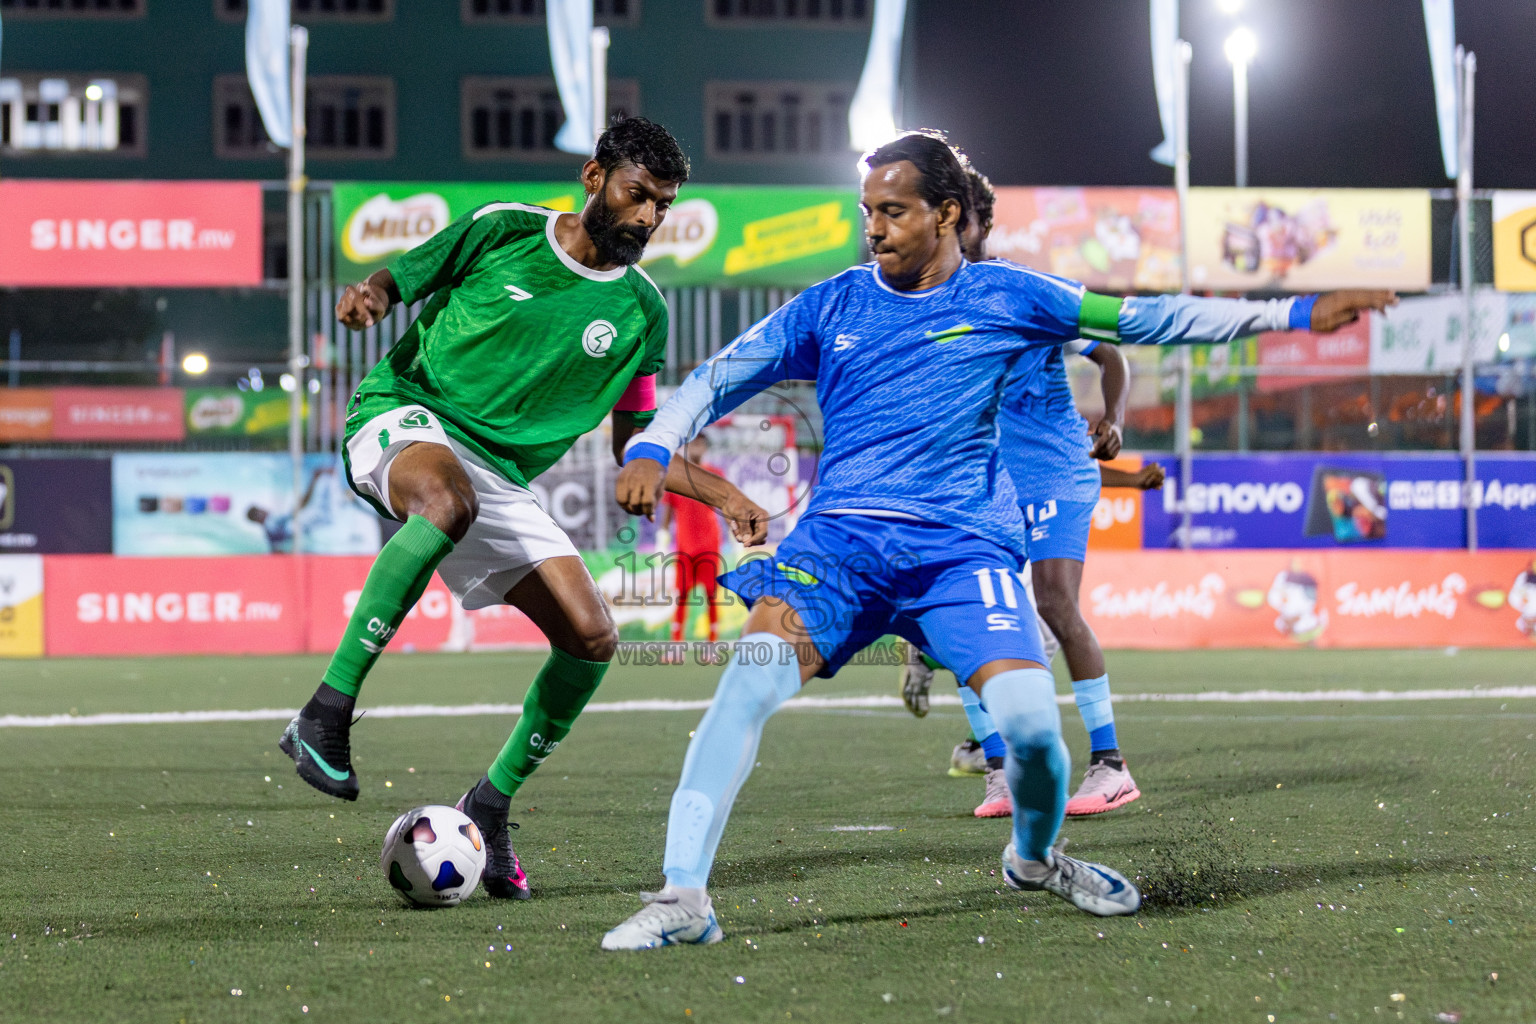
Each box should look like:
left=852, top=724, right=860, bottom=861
left=346, top=202, right=668, bottom=488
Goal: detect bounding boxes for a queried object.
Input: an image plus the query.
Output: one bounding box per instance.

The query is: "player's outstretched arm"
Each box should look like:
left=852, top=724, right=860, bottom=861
left=615, top=288, right=821, bottom=520
left=1085, top=341, right=1129, bottom=460
left=1098, top=289, right=1397, bottom=348
left=661, top=459, right=769, bottom=546
left=335, top=269, right=401, bottom=330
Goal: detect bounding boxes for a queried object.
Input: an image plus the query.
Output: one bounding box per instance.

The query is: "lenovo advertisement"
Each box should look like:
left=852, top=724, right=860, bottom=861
left=1144, top=453, right=1536, bottom=549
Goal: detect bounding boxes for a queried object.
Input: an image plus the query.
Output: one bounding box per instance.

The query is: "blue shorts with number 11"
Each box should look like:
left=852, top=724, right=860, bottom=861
left=716, top=513, right=1046, bottom=684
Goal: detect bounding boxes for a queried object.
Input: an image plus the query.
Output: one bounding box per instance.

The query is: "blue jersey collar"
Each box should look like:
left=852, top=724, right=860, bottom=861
left=869, top=259, right=970, bottom=299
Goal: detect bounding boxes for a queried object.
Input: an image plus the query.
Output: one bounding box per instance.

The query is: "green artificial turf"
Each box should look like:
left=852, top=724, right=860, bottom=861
left=1, top=650, right=1533, bottom=1022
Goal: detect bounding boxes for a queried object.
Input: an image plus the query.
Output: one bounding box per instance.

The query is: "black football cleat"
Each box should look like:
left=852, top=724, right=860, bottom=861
left=279, top=710, right=360, bottom=801
left=457, top=779, right=531, bottom=900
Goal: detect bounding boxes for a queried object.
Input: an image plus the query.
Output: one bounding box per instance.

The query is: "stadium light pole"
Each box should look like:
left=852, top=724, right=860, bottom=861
left=589, top=26, right=609, bottom=150
left=287, top=25, right=309, bottom=557
left=1173, top=37, right=1195, bottom=550
left=1456, top=46, right=1477, bottom=551
left=1224, top=27, right=1256, bottom=188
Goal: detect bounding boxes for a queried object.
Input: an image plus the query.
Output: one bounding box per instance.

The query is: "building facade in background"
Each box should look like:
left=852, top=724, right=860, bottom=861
left=0, top=0, right=884, bottom=184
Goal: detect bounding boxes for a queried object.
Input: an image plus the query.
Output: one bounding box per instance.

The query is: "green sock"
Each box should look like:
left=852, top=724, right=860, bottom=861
left=321, top=515, right=454, bottom=699
left=487, top=648, right=608, bottom=797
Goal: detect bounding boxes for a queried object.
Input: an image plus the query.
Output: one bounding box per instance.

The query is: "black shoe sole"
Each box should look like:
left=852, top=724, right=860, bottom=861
left=482, top=881, right=533, bottom=901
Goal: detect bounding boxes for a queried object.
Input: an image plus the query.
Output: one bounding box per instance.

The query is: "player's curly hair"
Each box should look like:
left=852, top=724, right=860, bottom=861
left=960, top=159, right=995, bottom=236
left=863, top=130, right=970, bottom=235
left=595, top=116, right=691, bottom=184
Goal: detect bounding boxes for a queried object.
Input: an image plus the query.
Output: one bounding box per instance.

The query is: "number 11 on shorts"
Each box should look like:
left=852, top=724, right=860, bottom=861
left=973, top=568, right=1023, bottom=609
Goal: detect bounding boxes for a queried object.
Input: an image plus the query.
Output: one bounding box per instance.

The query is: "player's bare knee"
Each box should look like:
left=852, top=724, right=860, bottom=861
left=1036, top=592, right=1085, bottom=637
left=399, top=481, right=477, bottom=541
left=566, top=612, right=618, bottom=663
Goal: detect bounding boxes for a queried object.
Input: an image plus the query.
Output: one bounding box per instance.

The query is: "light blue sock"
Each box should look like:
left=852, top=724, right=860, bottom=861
left=957, top=683, right=1006, bottom=761
left=981, top=668, right=1070, bottom=862
left=662, top=633, right=802, bottom=889
left=1071, top=673, right=1118, bottom=753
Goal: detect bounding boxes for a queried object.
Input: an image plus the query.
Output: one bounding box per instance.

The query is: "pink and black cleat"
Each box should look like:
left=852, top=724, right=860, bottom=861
left=456, top=781, right=532, bottom=900
left=1064, top=760, right=1141, bottom=817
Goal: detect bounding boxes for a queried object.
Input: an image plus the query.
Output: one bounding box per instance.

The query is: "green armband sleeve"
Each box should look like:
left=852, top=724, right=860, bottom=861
left=1078, top=292, right=1123, bottom=342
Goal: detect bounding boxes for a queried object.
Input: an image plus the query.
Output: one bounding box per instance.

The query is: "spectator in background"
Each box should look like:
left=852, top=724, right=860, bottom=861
left=660, top=434, right=725, bottom=643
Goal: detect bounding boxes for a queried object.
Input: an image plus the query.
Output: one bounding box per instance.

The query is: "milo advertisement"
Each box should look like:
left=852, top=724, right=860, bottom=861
left=331, top=182, right=863, bottom=289
left=185, top=388, right=298, bottom=438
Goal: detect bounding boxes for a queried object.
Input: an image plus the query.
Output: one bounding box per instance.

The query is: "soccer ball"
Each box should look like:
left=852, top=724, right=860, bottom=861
left=380, top=805, right=486, bottom=907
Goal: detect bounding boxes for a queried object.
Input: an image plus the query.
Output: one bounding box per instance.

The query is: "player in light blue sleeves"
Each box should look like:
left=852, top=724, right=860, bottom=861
left=900, top=161, right=1157, bottom=820
left=600, top=132, right=1393, bottom=949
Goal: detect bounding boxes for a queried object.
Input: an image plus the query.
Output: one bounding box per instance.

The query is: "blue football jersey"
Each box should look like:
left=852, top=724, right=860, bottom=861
left=999, top=339, right=1103, bottom=508
left=629, top=259, right=1304, bottom=551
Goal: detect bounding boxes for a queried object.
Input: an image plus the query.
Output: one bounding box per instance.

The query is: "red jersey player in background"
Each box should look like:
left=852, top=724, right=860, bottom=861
left=660, top=434, right=726, bottom=642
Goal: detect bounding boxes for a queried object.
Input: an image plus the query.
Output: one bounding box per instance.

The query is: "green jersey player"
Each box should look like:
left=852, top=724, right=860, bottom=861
left=280, top=118, right=766, bottom=901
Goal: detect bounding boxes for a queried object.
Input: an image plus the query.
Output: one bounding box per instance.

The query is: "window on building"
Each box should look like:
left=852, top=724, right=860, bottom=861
left=214, top=74, right=395, bottom=159
left=0, top=0, right=142, bottom=16
left=0, top=74, right=146, bottom=155
left=216, top=0, right=391, bottom=21
left=461, top=76, right=638, bottom=160
left=705, top=81, right=849, bottom=159
left=707, top=0, right=868, bottom=26
left=461, top=0, right=639, bottom=26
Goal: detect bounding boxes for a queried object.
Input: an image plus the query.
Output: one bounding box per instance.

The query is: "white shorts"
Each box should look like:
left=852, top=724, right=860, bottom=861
left=346, top=405, right=580, bottom=610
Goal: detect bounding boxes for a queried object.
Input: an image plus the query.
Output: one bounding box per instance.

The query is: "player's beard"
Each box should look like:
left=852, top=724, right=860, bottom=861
left=583, top=187, right=650, bottom=266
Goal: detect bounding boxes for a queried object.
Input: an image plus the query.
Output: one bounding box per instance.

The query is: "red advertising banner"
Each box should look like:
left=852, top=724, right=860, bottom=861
left=44, top=555, right=303, bottom=656
left=303, top=556, right=546, bottom=653
left=39, top=551, right=1536, bottom=655
left=0, top=389, right=54, bottom=441
left=988, top=187, right=1182, bottom=293
left=0, top=181, right=264, bottom=287
left=51, top=387, right=185, bottom=441
left=1081, top=550, right=1536, bottom=649
left=1255, top=316, right=1371, bottom=393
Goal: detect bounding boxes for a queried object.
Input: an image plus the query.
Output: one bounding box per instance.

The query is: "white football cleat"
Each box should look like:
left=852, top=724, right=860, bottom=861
left=949, top=738, right=987, bottom=777
left=1002, top=841, right=1140, bottom=917
left=601, top=886, right=724, bottom=951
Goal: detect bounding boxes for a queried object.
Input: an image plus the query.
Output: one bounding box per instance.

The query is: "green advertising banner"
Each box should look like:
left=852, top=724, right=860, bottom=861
left=331, top=182, right=864, bottom=289
left=186, top=388, right=301, bottom=438
left=1158, top=338, right=1258, bottom=403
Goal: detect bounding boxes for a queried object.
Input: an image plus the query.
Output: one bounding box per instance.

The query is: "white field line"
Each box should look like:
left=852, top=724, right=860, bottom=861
left=3, top=686, right=1536, bottom=729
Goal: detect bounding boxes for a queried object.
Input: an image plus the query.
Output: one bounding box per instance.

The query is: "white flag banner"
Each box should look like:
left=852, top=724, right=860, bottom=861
left=245, top=0, right=291, bottom=148
left=1148, top=0, right=1178, bottom=167
left=1370, top=292, right=1505, bottom=374
left=548, top=0, right=595, bottom=155
left=1422, top=0, right=1457, bottom=179
left=848, top=0, right=907, bottom=152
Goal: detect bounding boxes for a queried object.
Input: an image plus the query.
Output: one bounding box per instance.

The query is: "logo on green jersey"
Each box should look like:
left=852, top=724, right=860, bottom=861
left=923, top=324, right=975, bottom=344
left=398, top=411, right=432, bottom=429
left=582, top=319, right=617, bottom=358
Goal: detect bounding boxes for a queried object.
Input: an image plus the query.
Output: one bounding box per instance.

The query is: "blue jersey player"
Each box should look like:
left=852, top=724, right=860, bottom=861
left=901, top=161, right=1157, bottom=821
left=599, top=133, right=1394, bottom=949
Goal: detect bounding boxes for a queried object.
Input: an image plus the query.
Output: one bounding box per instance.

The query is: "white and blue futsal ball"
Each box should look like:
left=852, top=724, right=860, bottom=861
left=380, top=805, right=486, bottom=907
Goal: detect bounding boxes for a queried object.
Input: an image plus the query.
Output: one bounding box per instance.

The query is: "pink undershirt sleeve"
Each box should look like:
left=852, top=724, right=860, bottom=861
left=614, top=373, right=657, bottom=413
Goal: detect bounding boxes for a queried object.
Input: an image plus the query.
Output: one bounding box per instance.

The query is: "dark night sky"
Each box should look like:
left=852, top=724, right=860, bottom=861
left=910, top=0, right=1535, bottom=190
